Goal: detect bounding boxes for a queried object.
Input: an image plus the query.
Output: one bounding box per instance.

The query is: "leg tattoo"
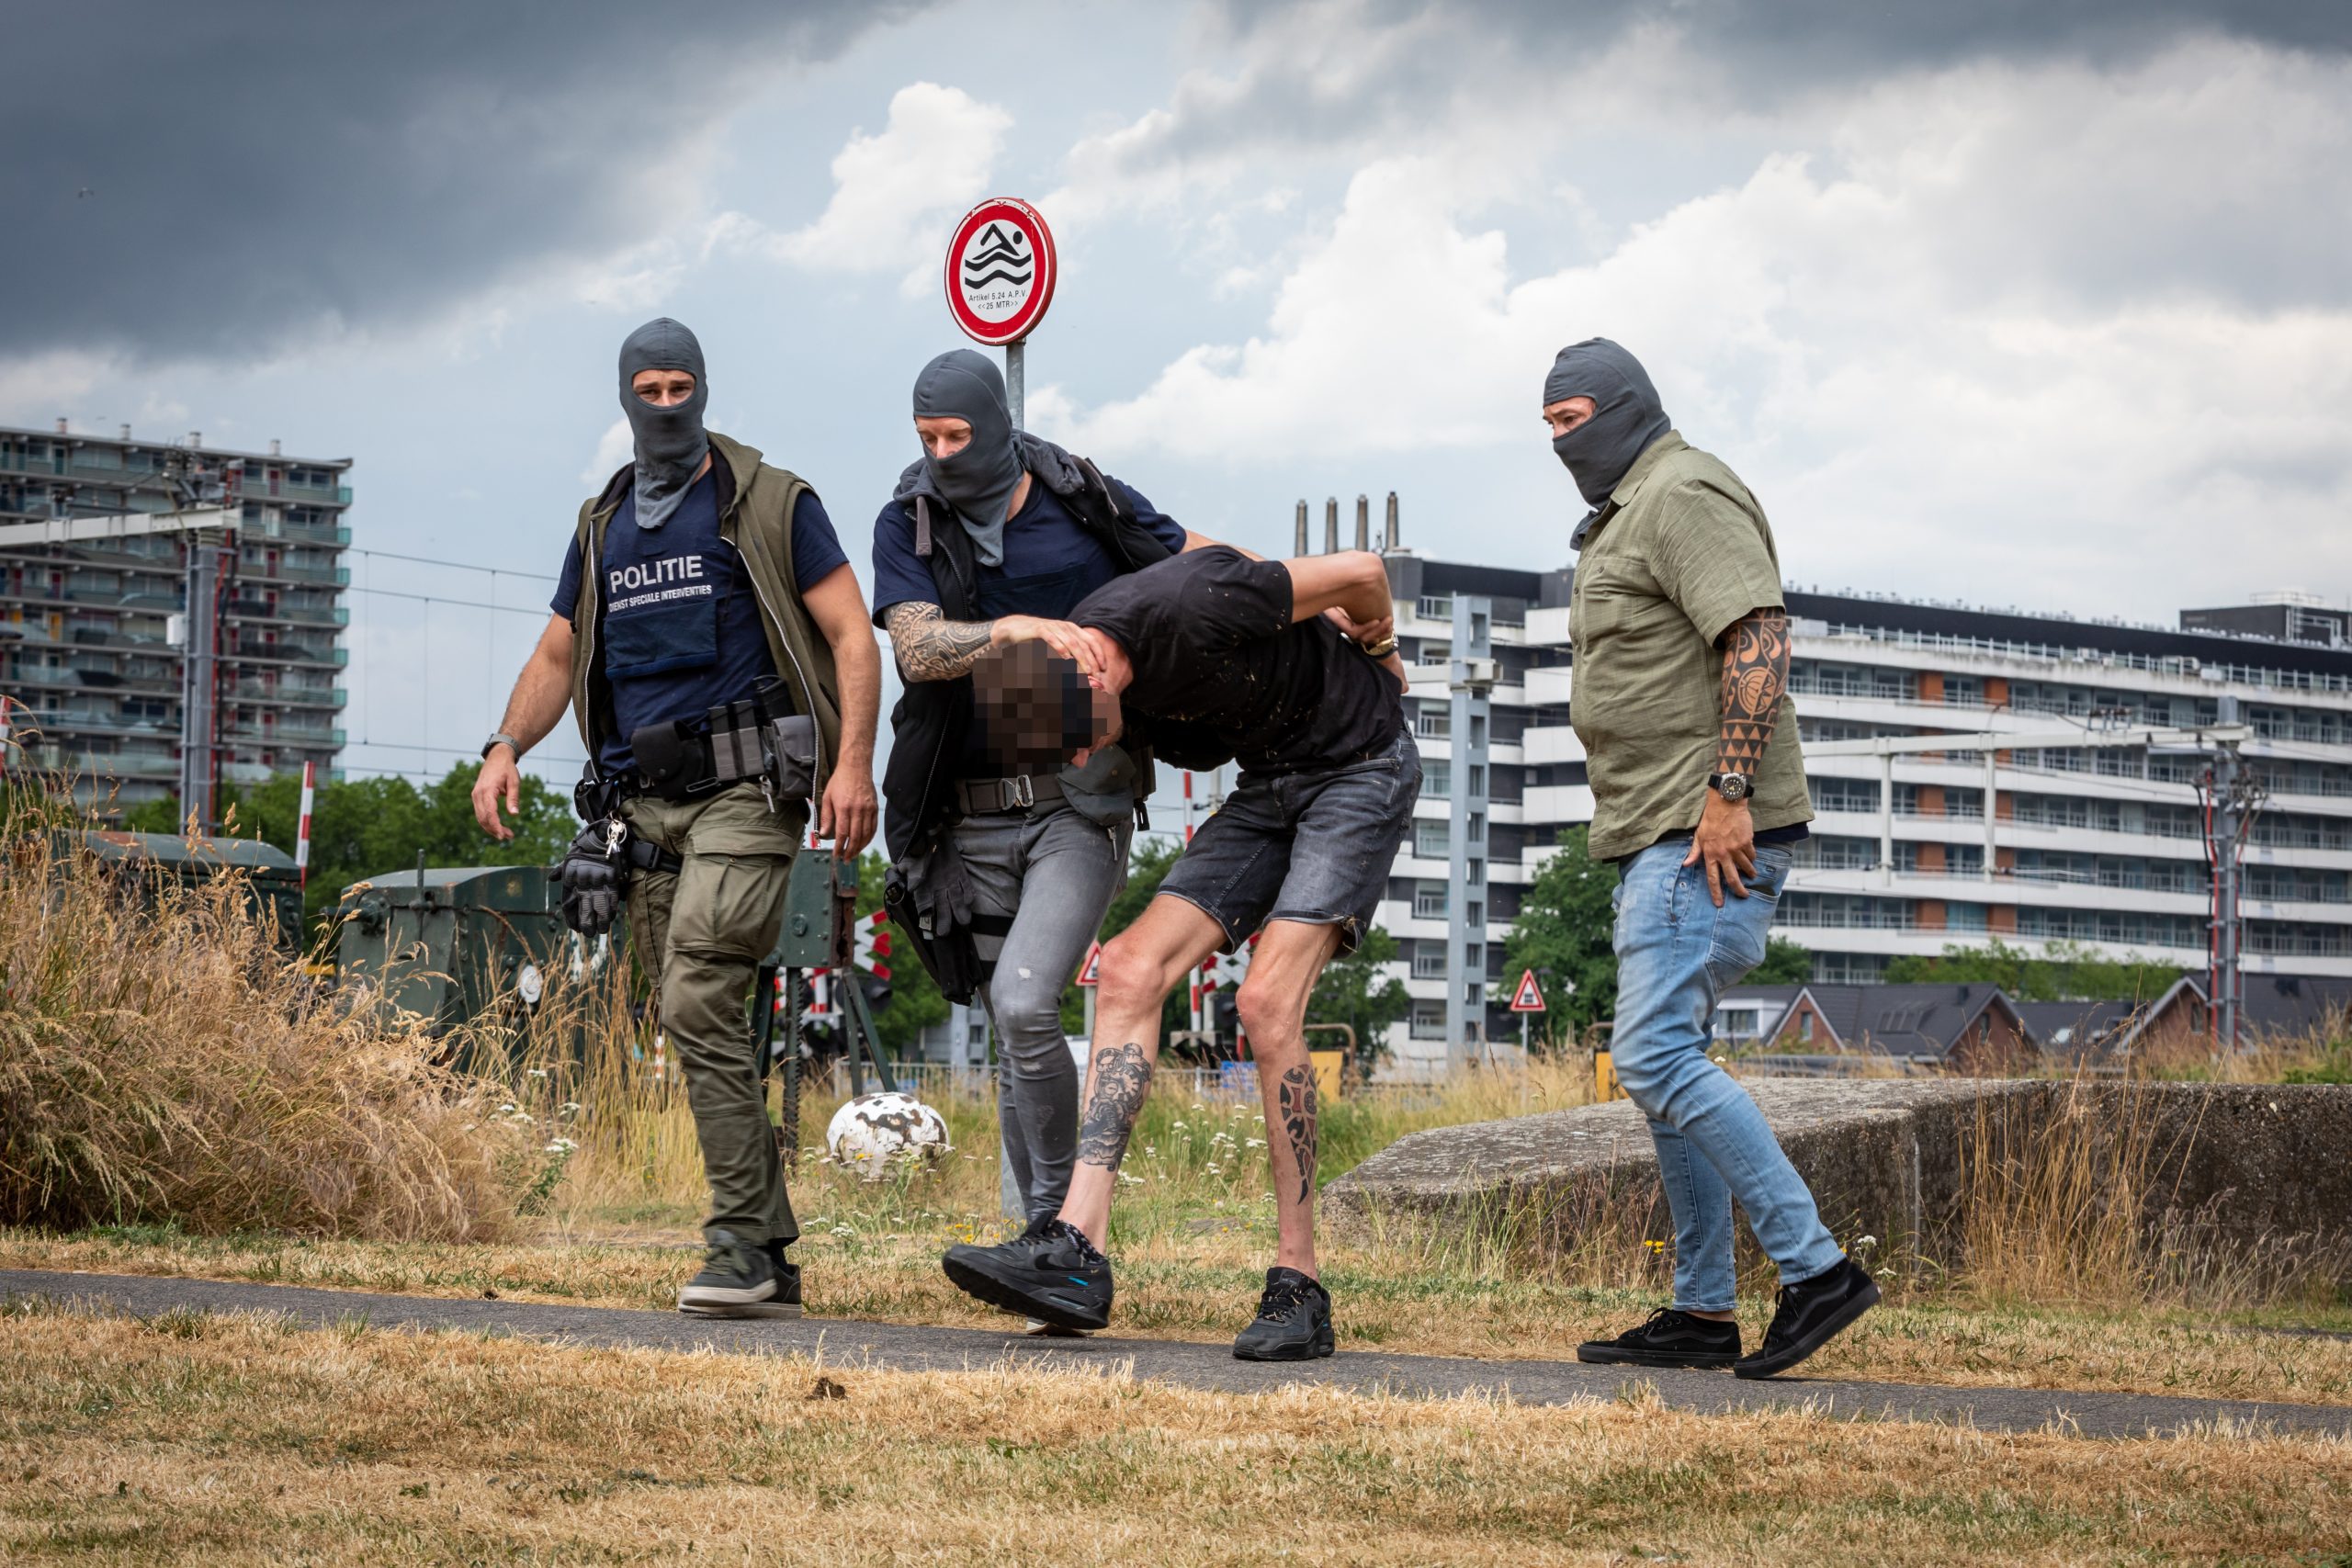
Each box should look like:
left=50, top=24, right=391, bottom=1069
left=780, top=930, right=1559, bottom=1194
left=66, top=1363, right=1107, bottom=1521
left=1077, top=1042, right=1152, bottom=1170
left=1277, top=1066, right=1318, bottom=1205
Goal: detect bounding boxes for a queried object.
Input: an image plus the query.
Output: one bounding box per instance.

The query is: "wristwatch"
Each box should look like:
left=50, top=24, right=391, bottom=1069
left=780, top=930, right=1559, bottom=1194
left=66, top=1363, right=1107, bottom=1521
left=1707, top=771, right=1751, bottom=803
left=1361, top=635, right=1400, bottom=660
left=482, top=732, right=521, bottom=761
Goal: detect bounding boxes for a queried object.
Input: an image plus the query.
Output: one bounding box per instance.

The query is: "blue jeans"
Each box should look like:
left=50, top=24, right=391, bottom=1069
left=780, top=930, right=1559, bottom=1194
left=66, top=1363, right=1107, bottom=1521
left=1611, top=839, right=1843, bottom=1311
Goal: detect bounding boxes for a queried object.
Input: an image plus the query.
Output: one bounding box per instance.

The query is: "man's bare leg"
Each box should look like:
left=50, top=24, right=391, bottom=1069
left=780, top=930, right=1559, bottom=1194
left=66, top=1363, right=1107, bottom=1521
left=1057, top=895, right=1226, bottom=1249
left=1232, top=919, right=1344, bottom=1279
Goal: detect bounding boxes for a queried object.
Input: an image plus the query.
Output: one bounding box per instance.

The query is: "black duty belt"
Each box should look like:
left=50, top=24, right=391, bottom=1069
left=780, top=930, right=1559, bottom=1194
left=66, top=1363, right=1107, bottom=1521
left=955, top=773, right=1066, bottom=815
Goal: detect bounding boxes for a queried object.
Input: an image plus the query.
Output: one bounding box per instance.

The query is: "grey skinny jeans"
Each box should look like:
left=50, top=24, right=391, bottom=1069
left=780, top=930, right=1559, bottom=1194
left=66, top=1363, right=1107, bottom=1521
left=950, top=798, right=1129, bottom=1222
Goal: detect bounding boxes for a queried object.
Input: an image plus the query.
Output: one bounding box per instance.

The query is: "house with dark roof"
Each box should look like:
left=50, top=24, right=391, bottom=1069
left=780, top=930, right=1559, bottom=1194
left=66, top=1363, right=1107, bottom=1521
left=1730, top=982, right=2036, bottom=1072
left=2238, top=975, right=2352, bottom=1041
left=2014, top=976, right=2208, bottom=1062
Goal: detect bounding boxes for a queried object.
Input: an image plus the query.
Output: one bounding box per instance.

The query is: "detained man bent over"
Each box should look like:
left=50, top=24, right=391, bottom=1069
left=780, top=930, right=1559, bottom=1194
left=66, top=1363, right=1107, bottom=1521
left=940, top=547, right=1414, bottom=1359
left=1545, top=336, right=1876, bottom=1379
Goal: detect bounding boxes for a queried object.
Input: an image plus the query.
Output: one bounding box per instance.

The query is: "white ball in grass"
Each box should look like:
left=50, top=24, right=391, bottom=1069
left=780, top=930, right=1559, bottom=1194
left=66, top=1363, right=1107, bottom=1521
left=825, top=1092, right=950, bottom=1181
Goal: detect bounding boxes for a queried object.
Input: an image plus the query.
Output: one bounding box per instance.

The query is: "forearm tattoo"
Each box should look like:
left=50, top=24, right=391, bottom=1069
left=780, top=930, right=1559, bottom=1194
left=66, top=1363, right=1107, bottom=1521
left=1077, top=1042, right=1152, bottom=1170
left=1276, top=1066, right=1317, bottom=1205
left=1716, top=609, right=1789, bottom=778
left=884, top=601, right=996, bottom=682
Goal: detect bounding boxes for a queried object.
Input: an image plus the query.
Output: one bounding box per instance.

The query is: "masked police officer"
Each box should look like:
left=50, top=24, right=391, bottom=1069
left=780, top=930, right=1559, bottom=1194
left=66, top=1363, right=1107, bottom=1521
left=874, top=351, right=1233, bottom=1277
left=473, top=317, right=881, bottom=1318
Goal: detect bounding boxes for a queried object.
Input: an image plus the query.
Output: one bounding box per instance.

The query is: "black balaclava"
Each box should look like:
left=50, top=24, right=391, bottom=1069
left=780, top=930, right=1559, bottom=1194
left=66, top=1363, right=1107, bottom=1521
left=1544, top=337, right=1672, bottom=550
left=912, top=349, right=1023, bottom=567
left=618, top=317, right=709, bottom=532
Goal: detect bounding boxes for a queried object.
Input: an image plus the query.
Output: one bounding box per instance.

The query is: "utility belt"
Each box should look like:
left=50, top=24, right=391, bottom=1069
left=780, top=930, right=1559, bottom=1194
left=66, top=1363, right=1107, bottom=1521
left=953, top=773, right=1068, bottom=816
left=618, top=677, right=819, bottom=808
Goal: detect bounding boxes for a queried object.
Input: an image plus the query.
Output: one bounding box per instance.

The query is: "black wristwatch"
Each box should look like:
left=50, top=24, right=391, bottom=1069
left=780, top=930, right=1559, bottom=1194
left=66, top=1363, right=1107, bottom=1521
left=1708, top=771, right=1751, bottom=803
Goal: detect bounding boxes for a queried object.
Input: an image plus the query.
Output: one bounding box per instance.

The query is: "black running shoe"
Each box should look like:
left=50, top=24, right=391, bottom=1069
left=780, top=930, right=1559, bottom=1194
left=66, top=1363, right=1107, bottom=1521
left=1733, top=1256, right=1880, bottom=1380
left=763, top=1240, right=803, bottom=1314
left=942, top=1218, right=1113, bottom=1331
left=678, top=1228, right=799, bottom=1319
left=1232, top=1267, right=1335, bottom=1361
left=1576, top=1308, right=1741, bottom=1369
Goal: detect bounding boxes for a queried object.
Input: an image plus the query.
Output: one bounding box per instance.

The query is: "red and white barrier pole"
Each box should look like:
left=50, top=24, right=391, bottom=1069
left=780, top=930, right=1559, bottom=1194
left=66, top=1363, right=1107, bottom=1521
left=295, top=759, right=316, bottom=890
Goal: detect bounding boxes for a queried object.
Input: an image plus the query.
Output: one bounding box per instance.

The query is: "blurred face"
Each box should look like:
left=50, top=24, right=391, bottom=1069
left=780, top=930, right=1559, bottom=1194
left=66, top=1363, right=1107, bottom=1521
left=631, top=368, right=697, bottom=407
left=1542, top=395, right=1597, bottom=438
left=915, top=414, right=974, bottom=459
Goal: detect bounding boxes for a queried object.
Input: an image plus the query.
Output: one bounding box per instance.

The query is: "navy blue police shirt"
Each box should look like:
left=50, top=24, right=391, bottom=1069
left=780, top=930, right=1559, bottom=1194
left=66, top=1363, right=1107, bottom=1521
left=869, top=475, right=1184, bottom=628
left=869, top=473, right=1184, bottom=777
left=552, top=467, right=850, bottom=774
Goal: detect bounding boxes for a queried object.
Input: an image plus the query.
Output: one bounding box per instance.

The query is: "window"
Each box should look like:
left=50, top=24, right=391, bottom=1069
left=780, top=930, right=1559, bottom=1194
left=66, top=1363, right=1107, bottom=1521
left=1410, top=1002, right=1448, bottom=1040
left=1421, top=761, right=1451, bottom=796
left=1415, top=819, right=1452, bottom=858
left=1411, top=944, right=1449, bottom=978
left=1413, top=882, right=1450, bottom=919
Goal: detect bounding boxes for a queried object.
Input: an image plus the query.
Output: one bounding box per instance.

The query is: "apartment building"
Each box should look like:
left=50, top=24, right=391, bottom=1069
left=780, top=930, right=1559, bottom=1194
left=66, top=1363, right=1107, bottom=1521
left=1372, top=536, right=2352, bottom=1079
left=0, top=421, right=352, bottom=805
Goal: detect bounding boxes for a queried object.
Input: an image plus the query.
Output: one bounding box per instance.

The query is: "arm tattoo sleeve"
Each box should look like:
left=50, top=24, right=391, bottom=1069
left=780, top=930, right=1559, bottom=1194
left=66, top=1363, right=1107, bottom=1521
left=1076, top=1042, right=1153, bottom=1170
left=1276, top=1065, right=1318, bottom=1206
left=884, top=600, right=997, bottom=682
left=1716, top=608, right=1790, bottom=778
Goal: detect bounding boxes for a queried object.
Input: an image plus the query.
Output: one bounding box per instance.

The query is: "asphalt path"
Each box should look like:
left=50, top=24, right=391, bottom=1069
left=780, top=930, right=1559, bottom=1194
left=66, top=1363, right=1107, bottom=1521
left=4, top=1268, right=2345, bottom=1441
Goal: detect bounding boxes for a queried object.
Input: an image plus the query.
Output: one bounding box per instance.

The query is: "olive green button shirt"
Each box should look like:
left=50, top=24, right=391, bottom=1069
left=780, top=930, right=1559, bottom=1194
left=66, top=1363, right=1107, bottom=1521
left=1567, top=431, right=1813, bottom=862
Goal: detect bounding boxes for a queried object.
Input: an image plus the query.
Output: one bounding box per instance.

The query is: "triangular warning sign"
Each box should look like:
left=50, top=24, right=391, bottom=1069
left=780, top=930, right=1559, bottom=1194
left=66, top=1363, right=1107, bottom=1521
left=1509, top=968, right=1546, bottom=1012
left=1077, top=942, right=1102, bottom=987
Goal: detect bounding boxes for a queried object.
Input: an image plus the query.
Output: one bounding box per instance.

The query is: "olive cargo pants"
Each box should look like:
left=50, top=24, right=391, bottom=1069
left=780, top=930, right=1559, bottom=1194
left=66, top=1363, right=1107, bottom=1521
left=623, top=782, right=805, bottom=1248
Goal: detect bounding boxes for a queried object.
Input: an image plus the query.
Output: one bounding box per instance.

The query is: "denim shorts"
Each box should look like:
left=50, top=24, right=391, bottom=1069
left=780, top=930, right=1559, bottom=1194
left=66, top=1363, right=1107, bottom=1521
left=1158, top=726, right=1419, bottom=953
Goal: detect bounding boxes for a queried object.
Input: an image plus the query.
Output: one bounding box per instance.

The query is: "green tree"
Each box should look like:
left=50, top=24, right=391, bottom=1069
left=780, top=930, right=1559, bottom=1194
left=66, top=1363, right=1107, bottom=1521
left=1504, top=825, right=1618, bottom=1043
left=1749, top=936, right=1815, bottom=985
left=1883, top=939, right=2181, bottom=1002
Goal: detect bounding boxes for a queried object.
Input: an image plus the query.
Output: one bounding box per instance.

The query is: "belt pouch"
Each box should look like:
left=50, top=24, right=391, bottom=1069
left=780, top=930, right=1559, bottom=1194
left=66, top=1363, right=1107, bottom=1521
left=629, top=717, right=717, bottom=800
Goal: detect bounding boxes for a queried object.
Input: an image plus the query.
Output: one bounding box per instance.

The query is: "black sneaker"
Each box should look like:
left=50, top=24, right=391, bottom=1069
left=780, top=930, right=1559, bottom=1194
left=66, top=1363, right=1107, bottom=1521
left=1576, top=1308, right=1742, bottom=1369
left=763, top=1240, right=803, bottom=1314
left=1733, top=1256, right=1880, bottom=1380
left=942, top=1218, right=1113, bottom=1332
left=1232, top=1267, right=1335, bottom=1362
left=678, top=1228, right=799, bottom=1318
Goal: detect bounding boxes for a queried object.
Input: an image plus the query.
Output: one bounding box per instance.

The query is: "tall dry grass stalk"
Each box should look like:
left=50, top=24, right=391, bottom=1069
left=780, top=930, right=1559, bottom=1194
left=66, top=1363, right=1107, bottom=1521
left=1955, top=1077, right=2345, bottom=1310
left=0, top=801, right=537, bottom=1240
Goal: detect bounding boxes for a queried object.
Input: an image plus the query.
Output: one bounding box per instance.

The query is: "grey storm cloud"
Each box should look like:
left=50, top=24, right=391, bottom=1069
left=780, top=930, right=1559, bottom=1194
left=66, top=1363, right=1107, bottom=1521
left=2, top=0, right=928, bottom=363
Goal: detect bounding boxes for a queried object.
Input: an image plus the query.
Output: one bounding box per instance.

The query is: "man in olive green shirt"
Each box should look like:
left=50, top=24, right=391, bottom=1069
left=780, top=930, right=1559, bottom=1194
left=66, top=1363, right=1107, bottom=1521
left=1548, top=337, right=1875, bottom=1380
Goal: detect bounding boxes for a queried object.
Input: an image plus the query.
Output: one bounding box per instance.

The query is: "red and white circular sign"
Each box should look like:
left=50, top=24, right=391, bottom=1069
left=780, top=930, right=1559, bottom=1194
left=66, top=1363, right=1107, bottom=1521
left=944, top=197, right=1056, bottom=345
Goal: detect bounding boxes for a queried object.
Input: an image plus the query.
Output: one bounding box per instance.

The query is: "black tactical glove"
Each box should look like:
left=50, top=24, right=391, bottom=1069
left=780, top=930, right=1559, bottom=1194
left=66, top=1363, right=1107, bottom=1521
left=558, top=818, right=629, bottom=937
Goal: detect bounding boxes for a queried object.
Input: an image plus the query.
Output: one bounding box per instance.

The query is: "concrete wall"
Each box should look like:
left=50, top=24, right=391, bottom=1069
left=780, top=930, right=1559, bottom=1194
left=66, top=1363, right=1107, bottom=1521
left=1324, top=1079, right=2352, bottom=1277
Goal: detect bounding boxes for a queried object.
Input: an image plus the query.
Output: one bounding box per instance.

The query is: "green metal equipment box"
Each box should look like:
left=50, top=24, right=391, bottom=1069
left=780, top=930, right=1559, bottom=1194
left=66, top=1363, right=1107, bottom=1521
left=66, top=829, right=304, bottom=948
left=335, top=863, right=575, bottom=1041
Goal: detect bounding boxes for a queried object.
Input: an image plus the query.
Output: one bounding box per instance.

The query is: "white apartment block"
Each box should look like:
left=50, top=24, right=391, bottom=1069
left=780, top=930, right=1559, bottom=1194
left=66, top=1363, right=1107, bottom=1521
left=1371, top=541, right=2352, bottom=1080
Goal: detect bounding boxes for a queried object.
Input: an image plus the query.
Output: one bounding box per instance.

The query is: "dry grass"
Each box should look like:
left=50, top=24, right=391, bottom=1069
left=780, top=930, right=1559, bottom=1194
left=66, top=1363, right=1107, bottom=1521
left=0, top=814, right=540, bottom=1242
left=1, top=1296, right=2346, bottom=1566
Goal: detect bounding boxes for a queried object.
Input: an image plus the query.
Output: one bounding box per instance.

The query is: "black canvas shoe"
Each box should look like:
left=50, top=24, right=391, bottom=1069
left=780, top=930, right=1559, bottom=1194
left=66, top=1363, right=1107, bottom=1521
left=1232, top=1268, right=1335, bottom=1362
left=942, top=1218, right=1113, bottom=1331
left=1734, top=1257, right=1881, bottom=1380
left=1576, top=1308, right=1742, bottom=1369
left=678, top=1228, right=799, bottom=1318
left=763, top=1240, right=803, bottom=1314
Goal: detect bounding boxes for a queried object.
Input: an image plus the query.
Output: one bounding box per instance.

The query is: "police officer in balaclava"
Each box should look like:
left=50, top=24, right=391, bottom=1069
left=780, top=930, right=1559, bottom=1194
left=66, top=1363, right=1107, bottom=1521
left=471, top=316, right=884, bottom=1320
left=1544, top=339, right=1877, bottom=1378
left=868, top=348, right=1236, bottom=1299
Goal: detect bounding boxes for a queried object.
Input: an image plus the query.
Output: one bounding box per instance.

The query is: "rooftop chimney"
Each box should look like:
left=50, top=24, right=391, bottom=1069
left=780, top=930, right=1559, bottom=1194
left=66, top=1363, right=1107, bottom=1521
left=188, top=431, right=202, bottom=449
left=53, top=417, right=66, bottom=435
left=1354, top=493, right=1370, bottom=552
left=1294, top=500, right=1308, bottom=556
left=1324, top=497, right=1339, bottom=555
left=1385, top=491, right=1399, bottom=551
left=269, top=438, right=281, bottom=457
left=118, top=423, right=130, bottom=441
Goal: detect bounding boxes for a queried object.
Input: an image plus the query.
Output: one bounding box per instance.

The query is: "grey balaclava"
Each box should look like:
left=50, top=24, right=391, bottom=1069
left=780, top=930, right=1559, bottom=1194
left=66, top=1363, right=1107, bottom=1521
left=913, top=348, right=1023, bottom=567
left=1544, top=337, right=1672, bottom=550
left=618, top=317, right=709, bottom=532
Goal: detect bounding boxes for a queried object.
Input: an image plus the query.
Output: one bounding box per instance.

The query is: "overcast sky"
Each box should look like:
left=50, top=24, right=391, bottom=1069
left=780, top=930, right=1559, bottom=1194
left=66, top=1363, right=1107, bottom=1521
left=9, top=0, right=2350, bottom=785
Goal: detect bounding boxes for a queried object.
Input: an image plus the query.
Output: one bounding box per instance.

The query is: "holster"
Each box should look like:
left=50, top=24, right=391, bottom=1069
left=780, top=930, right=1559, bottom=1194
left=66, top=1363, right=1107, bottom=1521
left=884, top=851, right=984, bottom=1005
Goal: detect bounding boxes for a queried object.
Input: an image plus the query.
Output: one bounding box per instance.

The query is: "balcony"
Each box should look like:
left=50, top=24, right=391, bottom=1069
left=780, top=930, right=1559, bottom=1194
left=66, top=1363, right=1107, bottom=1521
left=230, top=680, right=345, bottom=708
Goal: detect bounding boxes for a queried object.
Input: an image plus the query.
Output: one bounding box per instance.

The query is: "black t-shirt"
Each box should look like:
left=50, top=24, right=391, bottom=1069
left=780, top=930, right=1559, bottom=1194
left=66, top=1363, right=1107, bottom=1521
left=1072, top=547, right=1404, bottom=776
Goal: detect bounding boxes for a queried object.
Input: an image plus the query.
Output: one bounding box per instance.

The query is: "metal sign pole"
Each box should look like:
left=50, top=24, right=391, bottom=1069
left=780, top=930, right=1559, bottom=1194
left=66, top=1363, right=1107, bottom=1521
left=1006, top=340, right=1025, bottom=433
